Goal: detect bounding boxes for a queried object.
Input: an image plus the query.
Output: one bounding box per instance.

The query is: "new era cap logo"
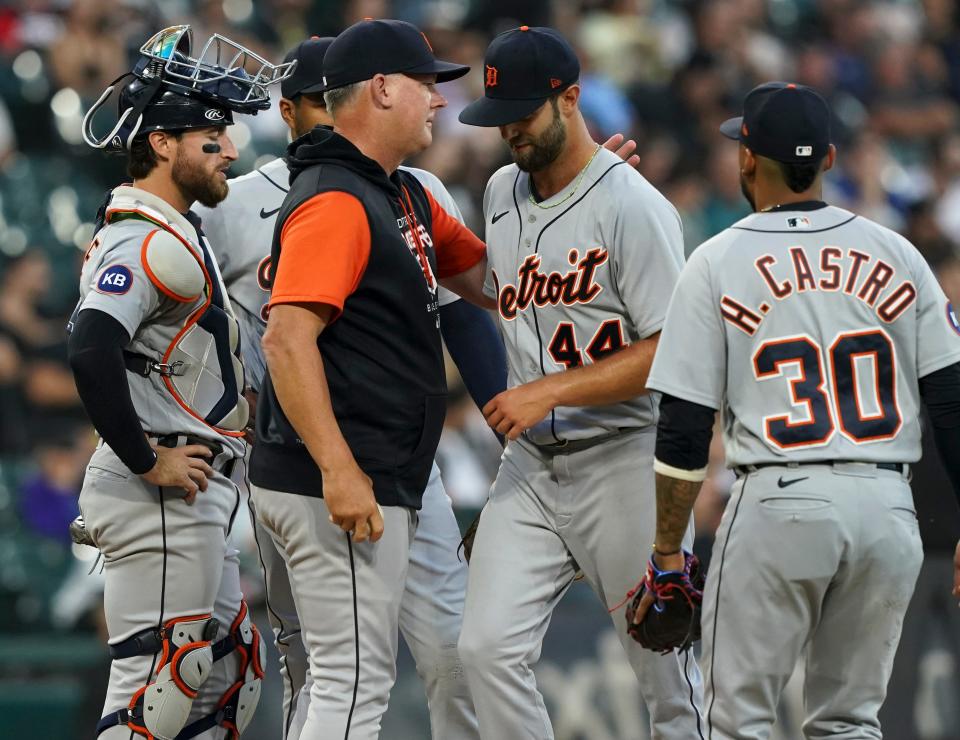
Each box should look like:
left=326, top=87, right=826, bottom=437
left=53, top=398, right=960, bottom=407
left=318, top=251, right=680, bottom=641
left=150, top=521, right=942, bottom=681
left=795, top=145, right=813, bottom=157
left=550, top=78, right=562, bottom=89
left=485, top=65, right=498, bottom=88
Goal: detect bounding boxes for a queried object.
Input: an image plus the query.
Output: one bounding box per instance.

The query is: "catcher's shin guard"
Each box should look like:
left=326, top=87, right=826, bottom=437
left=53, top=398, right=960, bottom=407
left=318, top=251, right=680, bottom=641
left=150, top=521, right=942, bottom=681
left=215, top=600, right=266, bottom=737
left=177, top=600, right=265, bottom=739
left=97, top=614, right=219, bottom=739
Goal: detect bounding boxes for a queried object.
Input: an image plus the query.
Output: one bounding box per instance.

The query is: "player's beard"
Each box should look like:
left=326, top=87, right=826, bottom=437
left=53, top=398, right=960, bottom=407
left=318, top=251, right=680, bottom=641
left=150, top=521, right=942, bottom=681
left=740, top=172, right=757, bottom=211
left=511, top=101, right=566, bottom=173
left=172, top=148, right=229, bottom=208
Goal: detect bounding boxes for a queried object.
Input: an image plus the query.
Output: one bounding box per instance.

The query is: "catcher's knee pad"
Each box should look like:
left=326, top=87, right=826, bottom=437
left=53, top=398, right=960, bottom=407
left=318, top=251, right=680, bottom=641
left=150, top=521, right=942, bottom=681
left=212, top=600, right=266, bottom=737
left=97, top=613, right=219, bottom=739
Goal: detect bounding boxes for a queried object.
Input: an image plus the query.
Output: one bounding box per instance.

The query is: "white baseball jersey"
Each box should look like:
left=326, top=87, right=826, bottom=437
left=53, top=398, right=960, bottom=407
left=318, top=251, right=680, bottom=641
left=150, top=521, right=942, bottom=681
left=647, top=203, right=960, bottom=466
left=198, top=157, right=464, bottom=391
left=482, top=146, right=684, bottom=445
left=75, top=185, right=247, bottom=456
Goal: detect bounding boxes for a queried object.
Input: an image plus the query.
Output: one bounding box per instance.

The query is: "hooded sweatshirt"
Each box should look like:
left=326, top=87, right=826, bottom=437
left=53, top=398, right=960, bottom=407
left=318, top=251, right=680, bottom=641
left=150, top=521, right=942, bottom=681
left=249, top=127, right=484, bottom=508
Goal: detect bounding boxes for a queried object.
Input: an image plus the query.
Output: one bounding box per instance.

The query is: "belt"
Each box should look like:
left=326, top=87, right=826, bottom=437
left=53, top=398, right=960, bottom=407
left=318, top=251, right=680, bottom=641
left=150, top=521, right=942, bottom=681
left=151, top=434, right=237, bottom=478
left=734, top=461, right=906, bottom=478
left=530, top=427, right=642, bottom=456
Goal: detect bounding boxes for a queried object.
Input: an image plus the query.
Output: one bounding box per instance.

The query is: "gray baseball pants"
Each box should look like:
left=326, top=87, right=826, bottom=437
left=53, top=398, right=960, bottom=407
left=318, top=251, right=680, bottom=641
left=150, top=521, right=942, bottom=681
left=458, top=428, right=705, bottom=740
left=247, top=462, right=478, bottom=739
left=702, top=462, right=923, bottom=739
left=80, top=442, right=244, bottom=740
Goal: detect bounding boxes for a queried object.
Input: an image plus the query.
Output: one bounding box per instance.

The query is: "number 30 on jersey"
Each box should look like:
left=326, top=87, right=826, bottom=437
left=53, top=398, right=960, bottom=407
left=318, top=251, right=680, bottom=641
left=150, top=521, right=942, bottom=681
left=752, top=327, right=902, bottom=449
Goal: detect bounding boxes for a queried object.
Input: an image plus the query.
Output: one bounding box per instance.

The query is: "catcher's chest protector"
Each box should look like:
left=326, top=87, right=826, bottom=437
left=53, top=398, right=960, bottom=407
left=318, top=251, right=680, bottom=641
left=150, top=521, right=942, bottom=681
left=78, top=186, right=248, bottom=436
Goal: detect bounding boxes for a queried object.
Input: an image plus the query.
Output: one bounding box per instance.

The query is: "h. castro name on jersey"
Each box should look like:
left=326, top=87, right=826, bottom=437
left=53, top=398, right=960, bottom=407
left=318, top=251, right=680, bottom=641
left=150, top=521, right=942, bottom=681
left=493, top=247, right=608, bottom=320
left=719, top=246, right=918, bottom=335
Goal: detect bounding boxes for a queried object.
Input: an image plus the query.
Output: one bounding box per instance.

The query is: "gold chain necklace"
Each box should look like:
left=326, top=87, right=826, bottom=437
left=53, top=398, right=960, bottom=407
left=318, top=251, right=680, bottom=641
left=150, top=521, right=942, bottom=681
left=528, top=144, right=601, bottom=209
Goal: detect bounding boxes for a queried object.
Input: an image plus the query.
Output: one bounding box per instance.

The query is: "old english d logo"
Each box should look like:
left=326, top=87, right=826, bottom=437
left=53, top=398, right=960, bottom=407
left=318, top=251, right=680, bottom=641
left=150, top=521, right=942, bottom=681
left=485, top=65, right=498, bottom=88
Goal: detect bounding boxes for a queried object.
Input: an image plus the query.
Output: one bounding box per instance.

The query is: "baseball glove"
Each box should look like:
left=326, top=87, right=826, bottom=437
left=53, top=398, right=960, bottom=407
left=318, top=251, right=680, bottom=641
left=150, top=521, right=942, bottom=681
left=625, top=551, right=704, bottom=653
left=68, top=515, right=96, bottom=547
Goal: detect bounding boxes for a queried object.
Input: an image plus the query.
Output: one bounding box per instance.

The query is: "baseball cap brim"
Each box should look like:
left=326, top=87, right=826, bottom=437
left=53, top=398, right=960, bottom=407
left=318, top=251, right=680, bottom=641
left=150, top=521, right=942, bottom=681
left=405, top=58, right=470, bottom=82
left=326, top=59, right=470, bottom=92
left=297, top=80, right=330, bottom=95
left=719, top=116, right=743, bottom=140
left=459, top=95, right=548, bottom=127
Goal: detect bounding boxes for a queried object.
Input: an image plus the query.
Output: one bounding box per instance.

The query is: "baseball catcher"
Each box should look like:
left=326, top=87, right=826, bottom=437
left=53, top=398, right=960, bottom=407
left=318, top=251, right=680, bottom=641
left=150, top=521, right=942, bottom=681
left=69, top=25, right=291, bottom=740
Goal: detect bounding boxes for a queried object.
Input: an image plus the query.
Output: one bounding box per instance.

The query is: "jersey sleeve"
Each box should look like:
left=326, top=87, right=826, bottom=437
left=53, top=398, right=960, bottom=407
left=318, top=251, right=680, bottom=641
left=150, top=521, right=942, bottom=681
left=269, top=191, right=371, bottom=314
left=409, top=167, right=466, bottom=224
left=646, top=249, right=727, bottom=410
left=235, top=303, right=267, bottom=392
left=911, top=247, right=960, bottom=377
left=78, top=232, right=162, bottom=339
left=426, top=189, right=485, bottom=279
left=609, top=185, right=685, bottom=338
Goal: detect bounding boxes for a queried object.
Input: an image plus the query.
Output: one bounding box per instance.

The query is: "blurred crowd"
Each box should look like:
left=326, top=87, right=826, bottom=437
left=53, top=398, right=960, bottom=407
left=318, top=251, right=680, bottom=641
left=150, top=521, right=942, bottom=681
left=0, top=0, right=958, bottom=690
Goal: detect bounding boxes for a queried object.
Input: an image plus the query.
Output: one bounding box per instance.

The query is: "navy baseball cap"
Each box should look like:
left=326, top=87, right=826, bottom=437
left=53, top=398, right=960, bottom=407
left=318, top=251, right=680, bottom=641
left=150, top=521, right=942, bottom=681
left=720, top=82, right=831, bottom=164
left=281, top=36, right=335, bottom=99
left=459, top=26, right=580, bottom=127
left=322, top=19, right=469, bottom=91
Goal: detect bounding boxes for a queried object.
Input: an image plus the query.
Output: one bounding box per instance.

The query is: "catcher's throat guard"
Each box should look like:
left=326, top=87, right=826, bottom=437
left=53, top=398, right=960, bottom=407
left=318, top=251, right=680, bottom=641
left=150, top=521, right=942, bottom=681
left=82, top=25, right=295, bottom=152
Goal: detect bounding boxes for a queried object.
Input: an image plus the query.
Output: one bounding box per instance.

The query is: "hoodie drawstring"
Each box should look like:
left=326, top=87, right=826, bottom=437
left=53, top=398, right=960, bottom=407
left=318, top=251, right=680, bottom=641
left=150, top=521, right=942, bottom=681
left=399, top=186, right=436, bottom=289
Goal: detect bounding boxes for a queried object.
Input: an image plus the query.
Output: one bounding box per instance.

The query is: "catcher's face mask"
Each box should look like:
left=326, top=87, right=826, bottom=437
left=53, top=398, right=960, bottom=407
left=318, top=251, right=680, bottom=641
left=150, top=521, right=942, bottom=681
left=82, top=25, right=296, bottom=152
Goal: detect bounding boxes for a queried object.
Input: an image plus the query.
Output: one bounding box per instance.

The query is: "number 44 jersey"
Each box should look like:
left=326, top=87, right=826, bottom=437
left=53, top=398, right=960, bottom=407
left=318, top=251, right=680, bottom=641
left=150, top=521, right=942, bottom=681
left=648, top=202, right=960, bottom=467
left=482, top=147, right=685, bottom=446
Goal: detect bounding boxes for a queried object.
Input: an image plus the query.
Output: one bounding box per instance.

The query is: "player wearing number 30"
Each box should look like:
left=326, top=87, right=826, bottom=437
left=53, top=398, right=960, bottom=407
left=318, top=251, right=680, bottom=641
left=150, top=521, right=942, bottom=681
left=634, top=82, right=960, bottom=739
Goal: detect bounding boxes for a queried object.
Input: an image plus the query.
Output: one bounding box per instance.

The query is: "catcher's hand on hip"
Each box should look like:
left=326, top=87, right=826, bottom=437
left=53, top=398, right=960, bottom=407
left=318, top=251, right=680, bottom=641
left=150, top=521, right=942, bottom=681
left=324, top=461, right=383, bottom=543
left=141, top=444, right=214, bottom=505
left=625, top=550, right=705, bottom=653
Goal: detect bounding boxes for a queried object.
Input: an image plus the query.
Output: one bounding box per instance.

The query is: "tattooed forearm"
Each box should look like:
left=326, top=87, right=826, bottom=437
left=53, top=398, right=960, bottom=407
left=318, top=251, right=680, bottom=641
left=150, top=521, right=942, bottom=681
left=654, top=472, right=703, bottom=553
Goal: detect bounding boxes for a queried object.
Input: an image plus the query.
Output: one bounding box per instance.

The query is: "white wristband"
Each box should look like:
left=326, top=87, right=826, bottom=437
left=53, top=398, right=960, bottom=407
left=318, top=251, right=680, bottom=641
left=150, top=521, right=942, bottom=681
left=653, top=457, right=708, bottom=482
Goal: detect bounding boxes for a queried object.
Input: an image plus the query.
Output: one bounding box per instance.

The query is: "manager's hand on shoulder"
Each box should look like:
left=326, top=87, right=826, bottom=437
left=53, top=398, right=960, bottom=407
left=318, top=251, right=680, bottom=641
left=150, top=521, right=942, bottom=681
left=602, top=133, right=640, bottom=169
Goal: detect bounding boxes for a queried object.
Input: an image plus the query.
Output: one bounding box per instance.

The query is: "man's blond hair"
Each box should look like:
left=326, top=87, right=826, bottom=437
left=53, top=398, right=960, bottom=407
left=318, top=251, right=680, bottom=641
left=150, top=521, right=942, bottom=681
left=324, top=81, right=364, bottom=117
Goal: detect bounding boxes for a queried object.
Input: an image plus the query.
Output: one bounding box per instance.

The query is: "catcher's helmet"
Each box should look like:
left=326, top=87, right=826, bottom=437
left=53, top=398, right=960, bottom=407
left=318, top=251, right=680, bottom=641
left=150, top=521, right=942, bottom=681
left=83, top=25, right=295, bottom=152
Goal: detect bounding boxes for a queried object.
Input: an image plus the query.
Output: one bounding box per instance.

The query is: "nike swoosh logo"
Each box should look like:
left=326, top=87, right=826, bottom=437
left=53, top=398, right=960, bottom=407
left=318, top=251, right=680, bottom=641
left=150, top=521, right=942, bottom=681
left=260, top=207, right=281, bottom=219
left=777, top=476, right=809, bottom=488
left=491, top=210, right=510, bottom=224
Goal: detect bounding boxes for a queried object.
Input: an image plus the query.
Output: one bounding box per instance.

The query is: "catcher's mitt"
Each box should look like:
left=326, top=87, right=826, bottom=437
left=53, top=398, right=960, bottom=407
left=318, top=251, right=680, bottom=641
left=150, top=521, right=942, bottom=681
left=625, top=551, right=704, bottom=653
left=69, top=515, right=96, bottom=547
